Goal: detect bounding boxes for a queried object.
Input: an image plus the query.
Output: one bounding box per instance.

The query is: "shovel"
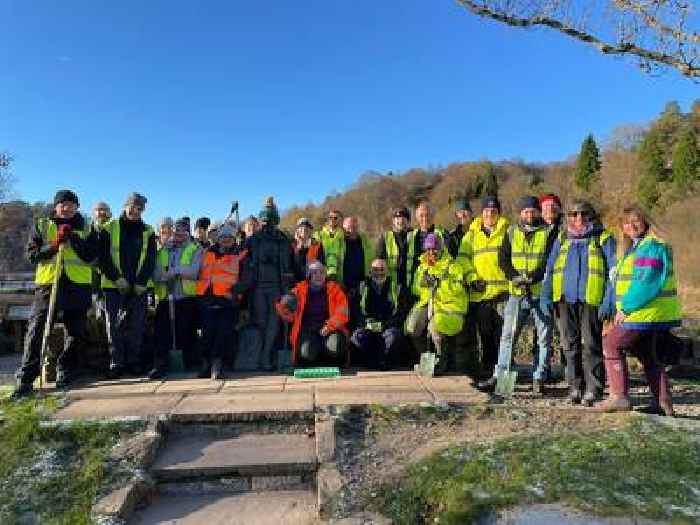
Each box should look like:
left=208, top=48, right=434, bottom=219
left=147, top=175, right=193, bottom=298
left=39, top=244, right=64, bottom=390
left=167, top=293, right=185, bottom=373
left=277, top=321, right=292, bottom=373
left=415, top=276, right=439, bottom=377
left=495, top=295, right=521, bottom=397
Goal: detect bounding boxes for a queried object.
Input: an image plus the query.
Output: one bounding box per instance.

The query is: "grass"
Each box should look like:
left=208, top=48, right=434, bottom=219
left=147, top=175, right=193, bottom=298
left=378, top=416, right=700, bottom=525
left=0, top=395, right=139, bottom=524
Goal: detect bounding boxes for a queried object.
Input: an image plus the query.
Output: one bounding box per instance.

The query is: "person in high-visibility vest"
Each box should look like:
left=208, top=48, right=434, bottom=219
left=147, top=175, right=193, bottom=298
left=405, top=234, right=468, bottom=375
left=98, top=192, right=156, bottom=379
left=195, top=223, right=248, bottom=380
left=456, top=195, right=510, bottom=376
left=157, top=217, right=174, bottom=249
left=292, top=217, right=325, bottom=283
left=593, top=205, right=681, bottom=416
left=313, top=209, right=345, bottom=280
left=406, top=202, right=449, bottom=295
left=148, top=217, right=203, bottom=379
left=12, top=190, right=98, bottom=398
left=376, top=206, right=412, bottom=290
left=541, top=199, right=616, bottom=405
left=350, top=259, right=408, bottom=370
left=477, top=196, right=557, bottom=395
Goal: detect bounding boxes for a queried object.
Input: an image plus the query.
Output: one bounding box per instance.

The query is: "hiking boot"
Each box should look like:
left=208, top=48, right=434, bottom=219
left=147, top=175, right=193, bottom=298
left=148, top=367, right=166, bottom=381
left=476, top=376, right=497, bottom=393
left=10, top=383, right=34, bottom=400
left=592, top=395, right=632, bottom=412
left=568, top=388, right=582, bottom=404
left=649, top=398, right=675, bottom=417
left=197, top=360, right=211, bottom=379
left=582, top=391, right=600, bottom=407
left=211, top=359, right=223, bottom=380
left=532, top=379, right=544, bottom=397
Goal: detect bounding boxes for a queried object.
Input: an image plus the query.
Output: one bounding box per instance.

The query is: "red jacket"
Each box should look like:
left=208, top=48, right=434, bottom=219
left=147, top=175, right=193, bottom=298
left=286, top=280, right=349, bottom=365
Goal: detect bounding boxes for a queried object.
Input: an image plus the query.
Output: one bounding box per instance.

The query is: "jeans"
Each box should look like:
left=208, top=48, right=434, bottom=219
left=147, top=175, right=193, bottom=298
left=496, top=295, right=552, bottom=380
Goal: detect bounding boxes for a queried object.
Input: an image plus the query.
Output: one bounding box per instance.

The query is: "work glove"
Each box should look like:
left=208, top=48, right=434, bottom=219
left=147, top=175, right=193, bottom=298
left=470, top=279, right=487, bottom=293
left=52, top=224, right=72, bottom=249
left=133, top=284, right=148, bottom=296
left=115, top=277, right=130, bottom=293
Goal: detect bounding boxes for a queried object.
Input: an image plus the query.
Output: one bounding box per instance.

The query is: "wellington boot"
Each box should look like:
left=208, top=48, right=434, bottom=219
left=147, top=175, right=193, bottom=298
left=592, top=395, right=632, bottom=413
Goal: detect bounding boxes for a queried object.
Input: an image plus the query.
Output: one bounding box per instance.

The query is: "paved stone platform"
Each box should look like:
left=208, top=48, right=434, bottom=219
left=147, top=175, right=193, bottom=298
left=50, top=371, right=488, bottom=420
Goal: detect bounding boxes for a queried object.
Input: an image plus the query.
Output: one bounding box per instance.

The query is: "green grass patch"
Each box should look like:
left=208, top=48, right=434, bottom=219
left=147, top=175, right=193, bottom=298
left=378, top=416, right=700, bottom=524
left=0, top=396, right=139, bottom=524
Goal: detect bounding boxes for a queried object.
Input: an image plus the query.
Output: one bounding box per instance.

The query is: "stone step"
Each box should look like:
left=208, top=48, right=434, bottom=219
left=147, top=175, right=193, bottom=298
left=152, top=433, right=318, bottom=482
left=129, top=489, right=319, bottom=524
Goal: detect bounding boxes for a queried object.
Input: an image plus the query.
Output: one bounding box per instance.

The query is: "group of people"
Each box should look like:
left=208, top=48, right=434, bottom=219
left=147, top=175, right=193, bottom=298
left=10, top=188, right=682, bottom=417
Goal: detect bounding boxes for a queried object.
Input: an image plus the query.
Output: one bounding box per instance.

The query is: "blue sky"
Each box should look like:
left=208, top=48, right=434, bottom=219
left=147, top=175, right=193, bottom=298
left=1, top=0, right=697, bottom=225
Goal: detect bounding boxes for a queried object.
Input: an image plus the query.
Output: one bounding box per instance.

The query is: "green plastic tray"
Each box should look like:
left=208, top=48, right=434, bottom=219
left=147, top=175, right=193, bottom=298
left=293, top=367, right=340, bottom=378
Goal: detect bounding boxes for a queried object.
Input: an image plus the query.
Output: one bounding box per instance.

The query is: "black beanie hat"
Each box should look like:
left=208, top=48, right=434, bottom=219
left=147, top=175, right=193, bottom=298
left=481, top=195, right=501, bottom=212
left=455, top=198, right=472, bottom=213
left=195, top=217, right=211, bottom=230
left=53, top=189, right=79, bottom=207
left=517, top=195, right=541, bottom=213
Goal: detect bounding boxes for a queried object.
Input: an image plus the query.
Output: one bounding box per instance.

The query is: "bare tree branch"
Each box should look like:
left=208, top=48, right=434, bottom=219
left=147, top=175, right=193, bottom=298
left=456, top=0, right=700, bottom=77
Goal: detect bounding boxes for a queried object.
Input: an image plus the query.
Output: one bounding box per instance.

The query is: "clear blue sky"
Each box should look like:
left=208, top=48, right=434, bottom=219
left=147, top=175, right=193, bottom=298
left=1, top=0, right=697, bottom=225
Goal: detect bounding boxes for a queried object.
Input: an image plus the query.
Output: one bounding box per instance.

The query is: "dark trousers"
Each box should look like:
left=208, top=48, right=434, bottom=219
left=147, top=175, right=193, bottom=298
left=200, top=304, right=239, bottom=363
left=351, top=327, right=402, bottom=369
left=299, top=329, right=346, bottom=364
left=17, top=297, right=86, bottom=385
left=254, top=286, right=283, bottom=370
left=153, top=297, right=200, bottom=370
left=557, top=301, right=604, bottom=394
left=105, top=289, right=147, bottom=369
left=454, top=307, right=479, bottom=374
left=475, top=298, right=505, bottom=373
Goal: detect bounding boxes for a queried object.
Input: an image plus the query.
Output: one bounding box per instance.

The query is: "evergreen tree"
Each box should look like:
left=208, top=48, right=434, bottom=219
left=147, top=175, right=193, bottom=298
left=574, top=134, right=601, bottom=191
left=672, top=126, right=700, bottom=195
left=481, top=162, right=499, bottom=196
left=637, top=128, right=668, bottom=208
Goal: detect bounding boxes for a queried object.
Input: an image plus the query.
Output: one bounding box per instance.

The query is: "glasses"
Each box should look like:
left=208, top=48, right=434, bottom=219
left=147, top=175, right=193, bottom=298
left=567, top=211, right=587, bottom=218
left=328, top=215, right=339, bottom=220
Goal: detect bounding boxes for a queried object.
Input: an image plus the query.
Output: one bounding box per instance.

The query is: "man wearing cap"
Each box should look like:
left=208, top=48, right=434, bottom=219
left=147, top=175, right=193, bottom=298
left=194, top=223, right=248, bottom=379
left=405, top=233, right=468, bottom=374
left=12, top=190, right=99, bottom=397
left=242, top=216, right=260, bottom=243
left=91, top=202, right=112, bottom=231
left=276, top=261, right=349, bottom=365
left=292, top=217, right=325, bottom=283
left=242, top=197, right=294, bottom=370
left=457, top=196, right=510, bottom=376
left=148, top=217, right=203, bottom=378
left=314, top=209, right=345, bottom=280
left=477, top=196, right=557, bottom=394
left=376, top=206, right=412, bottom=289
left=406, top=202, right=449, bottom=294
left=541, top=199, right=616, bottom=405
left=194, top=217, right=211, bottom=249
left=448, top=199, right=473, bottom=258
left=350, top=259, right=408, bottom=370
left=98, top=192, right=157, bottom=378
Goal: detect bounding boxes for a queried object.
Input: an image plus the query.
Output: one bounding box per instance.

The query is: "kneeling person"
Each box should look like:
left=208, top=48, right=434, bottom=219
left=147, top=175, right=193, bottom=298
left=405, top=234, right=468, bottom=374
left=196, top=223, right=248, bottom=380
left=279, top=261, right=349, bottom=365
left=351, top=259, right=406, bottom=370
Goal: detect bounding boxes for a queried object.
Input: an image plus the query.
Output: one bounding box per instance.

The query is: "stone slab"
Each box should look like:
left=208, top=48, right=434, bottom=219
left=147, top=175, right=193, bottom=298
left=65, top=378, right=161, bottom=399
left=170, top=391, right=315, bottom=422
left=53, top=394, right=183, bottom=420
left=154, top=378, right=224, bottom=395
left=130, top=490, right=318, bottom=525
left=222, top=374, right=287, bottom=392
left=152, top=433, right=317, bottom=481
left=315, top=386, right=433, bottom=406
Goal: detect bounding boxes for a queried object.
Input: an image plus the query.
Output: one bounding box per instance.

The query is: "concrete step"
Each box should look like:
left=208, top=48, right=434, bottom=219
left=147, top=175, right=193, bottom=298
left=129, top=489, right=319, bottom=524
left=152, top=433, right=318, bottom=482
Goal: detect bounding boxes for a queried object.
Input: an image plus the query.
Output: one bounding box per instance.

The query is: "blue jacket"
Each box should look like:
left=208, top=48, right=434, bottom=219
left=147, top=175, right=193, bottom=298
left=541, top=224, right=616, bottom=316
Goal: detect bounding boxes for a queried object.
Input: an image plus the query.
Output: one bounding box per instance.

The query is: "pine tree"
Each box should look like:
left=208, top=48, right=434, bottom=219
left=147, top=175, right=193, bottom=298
left=481, top=163, right=499, bottom=196
left=637, top=128, right=668, bottom=208
left=672, top=126, right=700, bottom=195
left=574, top=134, right=601, bottom=191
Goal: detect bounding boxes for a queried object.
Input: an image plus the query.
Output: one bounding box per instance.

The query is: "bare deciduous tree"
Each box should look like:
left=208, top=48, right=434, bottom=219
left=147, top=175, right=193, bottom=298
left=456, top=0, right=700, bottom=78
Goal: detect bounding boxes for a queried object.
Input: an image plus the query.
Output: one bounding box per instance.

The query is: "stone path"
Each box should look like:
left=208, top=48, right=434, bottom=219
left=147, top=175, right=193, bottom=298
left=51, top=371, right=489, bottom=421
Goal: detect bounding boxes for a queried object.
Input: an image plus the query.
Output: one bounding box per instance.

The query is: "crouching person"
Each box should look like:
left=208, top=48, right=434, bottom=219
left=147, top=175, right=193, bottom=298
left=196, top=223, right=248, bottom=380
left=405, top=234, right=468, bottom=375
left=593, top=205, right=681, bottom=416
left=350, top=259, right=407, bottom=370
left=277, top=261, right=349, bottom=366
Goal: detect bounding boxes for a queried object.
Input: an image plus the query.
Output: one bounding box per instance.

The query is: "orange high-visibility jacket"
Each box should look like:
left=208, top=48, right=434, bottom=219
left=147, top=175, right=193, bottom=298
left=288, top=280, right=349, bottom=365
left=196, top=249, right=247, bottom=296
